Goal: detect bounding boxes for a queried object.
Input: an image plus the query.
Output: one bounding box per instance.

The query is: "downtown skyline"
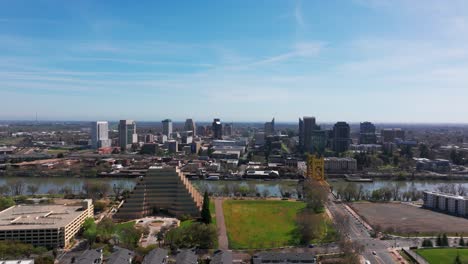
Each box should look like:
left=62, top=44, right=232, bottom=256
left=1, top=0, right=468, bottom=122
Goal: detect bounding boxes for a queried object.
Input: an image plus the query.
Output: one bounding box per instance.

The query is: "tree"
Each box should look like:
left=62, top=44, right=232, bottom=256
left=422, top=239, right=433, bottom=247
left=436, top=234, right=442, bottom=247
left=165, top=223, right=217, bottom=250
left=454, top=252, right=462, bottom=264
left=82, top=218, right=97, bottom=244
left=119, top=225, right=142, bottom=249
left=0, top=185, right=10, bottom=196
left=0, top=197, right=15, bottom=210
left=460, top=236, right=465, bottom=247
left=443, top=233, right=449, bottom=247
left=8, top=179, right=25, bottom=196
left=200, top=191, right=212, bottom=224
left=96, top=217, right=115, bottom=243
left=419, top=144, right=432, bottom=159
left=302, top=179, right=328, bottom=213
left=27, top=185, right=39, bottom=195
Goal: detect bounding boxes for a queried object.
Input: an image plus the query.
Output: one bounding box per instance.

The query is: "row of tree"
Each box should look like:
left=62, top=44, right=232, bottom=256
left=334, top=182, right=423, bottom=202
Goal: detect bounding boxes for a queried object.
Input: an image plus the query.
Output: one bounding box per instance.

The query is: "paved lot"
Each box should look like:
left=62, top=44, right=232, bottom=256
left=215, top=198, right=229, bottom=250
left=350, top=202, right=468, bottom=235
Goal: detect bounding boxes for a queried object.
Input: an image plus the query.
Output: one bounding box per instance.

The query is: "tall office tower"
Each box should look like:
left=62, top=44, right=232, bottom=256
left=91, top=121, right=111, bottom=149
left=196, top=125, right=206, bottom=137
left=162, top=119, right=173, bottom=139
left=264, top=118, right=275, bottom=136
left=212, top=118, right=223, bottom=139
left=301, top=116, right=319, bottom=153
left=359, top=122, right=377, bottom=144
left=184, top=118, right=196, bottom=136
left=118, top=120, right=137, bottom=151
left=223, top=123, right=233, bottom=137
left=299, top=118, right=304, bottom=150
left=114, top=166, right=202, bottom=220
left=332, top=122, right=351, bottom=153
left=310, top=130, right=327, bottom=155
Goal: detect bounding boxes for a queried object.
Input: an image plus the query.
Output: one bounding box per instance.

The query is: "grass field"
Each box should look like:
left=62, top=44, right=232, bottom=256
left=115, top=221, right=135, bottom=234
left=415, top=248, right=468, bottom=264
left=223, top=200, right=306, bottom=249
left=210, top=199, right=216, bottom=225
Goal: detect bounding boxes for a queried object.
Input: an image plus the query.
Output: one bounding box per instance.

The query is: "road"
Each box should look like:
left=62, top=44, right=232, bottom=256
left=214, top=198, right=229, bottom=250
left=326, top=196, right=397, bottom=264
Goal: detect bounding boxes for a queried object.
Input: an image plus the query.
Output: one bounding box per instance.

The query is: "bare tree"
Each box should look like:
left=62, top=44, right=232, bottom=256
left=27, top=185, right=39, bottom=195
left=0, top=185, right=10, bottom=196
left=8, top=179, right=25, bottom=196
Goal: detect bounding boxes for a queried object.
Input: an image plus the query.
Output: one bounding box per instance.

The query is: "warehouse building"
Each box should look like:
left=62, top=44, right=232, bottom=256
left=0, top=199, right=93, bottom=248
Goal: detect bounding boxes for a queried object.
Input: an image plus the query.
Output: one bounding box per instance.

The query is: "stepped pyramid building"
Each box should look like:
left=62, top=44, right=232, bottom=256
left=114, top=166, right=203, bottom=220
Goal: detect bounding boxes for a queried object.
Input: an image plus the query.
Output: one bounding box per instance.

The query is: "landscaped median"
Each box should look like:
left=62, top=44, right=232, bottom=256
left=415, top=248, right=468, bottom=264
left=222, top=199, right=335, bottom=249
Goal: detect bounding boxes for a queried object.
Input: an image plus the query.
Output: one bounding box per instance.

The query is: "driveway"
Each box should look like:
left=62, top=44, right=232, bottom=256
left=215, top=198, right=229, bottom=250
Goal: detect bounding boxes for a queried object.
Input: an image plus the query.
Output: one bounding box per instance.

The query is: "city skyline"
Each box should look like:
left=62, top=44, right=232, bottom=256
left=1, top=1, right=468, bottom=122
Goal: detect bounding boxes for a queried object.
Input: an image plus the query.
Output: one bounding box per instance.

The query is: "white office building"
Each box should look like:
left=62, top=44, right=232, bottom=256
left=423, top=191, right=468, bottom=217
left=91, top=121, right=111, bottom=149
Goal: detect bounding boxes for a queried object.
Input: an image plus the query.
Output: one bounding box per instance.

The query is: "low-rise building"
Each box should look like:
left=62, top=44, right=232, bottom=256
left=324, top=157, right=357, bottom=173
left=423, top=191, right=468, bottom=217
left=212, top=150, right=241, bottom=160
left=143, top=248, right=168, bottom=264
left=414, top=158, right=451, bottom=173
left=176, top=249, right=198, bottom=264
left=252, top=252, right=316, bottom=264
left=0, top=199, right=93, bottom=248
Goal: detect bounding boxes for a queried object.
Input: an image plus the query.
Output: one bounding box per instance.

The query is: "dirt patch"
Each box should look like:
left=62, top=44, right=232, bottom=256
left=350, top=202, right=468, bottom=235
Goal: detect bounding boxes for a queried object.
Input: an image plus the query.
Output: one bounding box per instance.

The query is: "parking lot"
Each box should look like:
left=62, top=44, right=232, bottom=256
left=350, top=202, right=468, bottom=235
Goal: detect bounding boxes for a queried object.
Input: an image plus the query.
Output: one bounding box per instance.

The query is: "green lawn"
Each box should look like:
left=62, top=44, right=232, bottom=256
left=210, top=199, right=216, bottom=225
left=415, top=248, right=468, bottom=264
left=180, top=220, right=194, bottom=228
left=223, top=200, right=306, bottom=249
left=115, top=221, right=135, bottom=231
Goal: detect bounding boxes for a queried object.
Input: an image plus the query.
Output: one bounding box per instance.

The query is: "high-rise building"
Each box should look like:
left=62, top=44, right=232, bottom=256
left=196, top=126, right=206, bottom=137
left=212, top=118, right=223, bottom=139
left=114, top=166, right=202, bottom=219
left=299, top=118, right=304, bottom=149
left=91, top=121, right=111, bottom=149
left=359, top=122, right=377, bottom=144
left=119, top=120, right=137, bottom=151
left=223, top=123, right=233, bottom=137
left=332, top=122, right=351, bottom=153
left=264, top=118, right=275, bottom=136
left=300, top=116, right=319, bottom=153
left=310, top=130, right=327, bottom=155
left=162, top=119, right=173, bottom=138
left=184, top=118, right=196, bottom=136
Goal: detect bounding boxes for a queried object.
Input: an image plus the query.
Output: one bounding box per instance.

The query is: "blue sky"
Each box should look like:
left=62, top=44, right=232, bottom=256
left=1, top=0, right=468, bottom=123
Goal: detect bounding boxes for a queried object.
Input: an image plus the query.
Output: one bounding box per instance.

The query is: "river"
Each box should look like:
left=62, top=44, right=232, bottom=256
left=2, top=177, right=468, bottom=197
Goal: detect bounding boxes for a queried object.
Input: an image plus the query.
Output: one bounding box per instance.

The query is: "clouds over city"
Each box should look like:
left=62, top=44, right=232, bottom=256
left=1, top=0, right=468, bottom=122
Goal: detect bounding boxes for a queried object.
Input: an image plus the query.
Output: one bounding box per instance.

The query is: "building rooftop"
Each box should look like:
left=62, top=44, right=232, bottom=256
left=211, top=250, right=232, bottom=264
left=107, top=246, right=134, bottom=264
left=142, top=248, right=168, bottom=264
left=176, top=249, right=198, bottom=264
left=0, top=261, right=34, bottom=264
left=0, top=201, right=90, bottom=230
left=252, top=252, right=316, bottom=264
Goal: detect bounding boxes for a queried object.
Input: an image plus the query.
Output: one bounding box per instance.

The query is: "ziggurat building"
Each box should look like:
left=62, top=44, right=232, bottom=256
left=115, top=166, right=202, bottom=219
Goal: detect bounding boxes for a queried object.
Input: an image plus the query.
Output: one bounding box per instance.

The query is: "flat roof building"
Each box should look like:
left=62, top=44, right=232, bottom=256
left=252, top=252, right=316, bottom=264
left=0, top=200, right=93, bottom=248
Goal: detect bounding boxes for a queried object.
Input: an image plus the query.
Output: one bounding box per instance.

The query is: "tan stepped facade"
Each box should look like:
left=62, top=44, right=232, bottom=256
left=115, top=166, right=203, bottom=220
